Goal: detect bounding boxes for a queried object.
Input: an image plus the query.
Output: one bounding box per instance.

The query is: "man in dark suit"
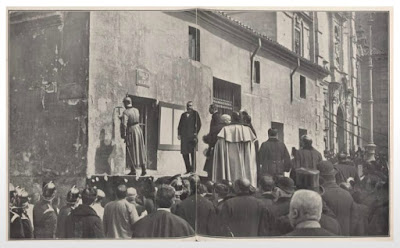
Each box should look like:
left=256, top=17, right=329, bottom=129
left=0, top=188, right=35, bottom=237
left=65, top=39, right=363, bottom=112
left=334, top=152, right=360, bottom=184
left=173, top=175, right=216, bottom=235
left=294, top=135, right=323, bottom=171
left=285, top=190, right=334, bottom=236
left=178, top=101, right=201, bottom=173
left=131, top=185, right=194, bottom=238
left=203, top=104, right=222, bottom=179
left=258, top=128, right=291, bottom=178
left=256, top=175, right=276, bottom=207
left=216, top=178, right=274, bottom=237
left=318, top=161, right=354, bottom=236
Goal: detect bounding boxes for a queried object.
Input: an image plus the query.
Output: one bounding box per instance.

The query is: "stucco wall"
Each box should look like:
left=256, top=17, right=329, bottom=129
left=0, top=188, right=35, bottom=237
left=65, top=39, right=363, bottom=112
left=9, top=11, right=89, bottom=201
left=88, top=11, right=213, bottom=176
left=276, top=12, right=293, bottom=51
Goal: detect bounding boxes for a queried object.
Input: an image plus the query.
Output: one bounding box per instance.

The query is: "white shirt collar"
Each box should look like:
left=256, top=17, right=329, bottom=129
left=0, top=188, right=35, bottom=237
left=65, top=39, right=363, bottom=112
left=157, top=208, right=171, bottom=212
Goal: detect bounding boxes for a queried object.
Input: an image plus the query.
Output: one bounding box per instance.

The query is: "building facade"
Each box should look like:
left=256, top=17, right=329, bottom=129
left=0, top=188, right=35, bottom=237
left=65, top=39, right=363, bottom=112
left=9, top=10, right=366, bottom=196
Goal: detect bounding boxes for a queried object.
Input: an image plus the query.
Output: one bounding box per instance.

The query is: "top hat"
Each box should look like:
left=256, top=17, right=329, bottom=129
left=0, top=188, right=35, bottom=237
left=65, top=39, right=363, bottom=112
left=295, top=168, right=325, bottom=195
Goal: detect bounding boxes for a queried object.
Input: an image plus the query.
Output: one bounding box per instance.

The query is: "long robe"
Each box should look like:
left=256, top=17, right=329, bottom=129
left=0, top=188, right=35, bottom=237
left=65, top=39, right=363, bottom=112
left=212, top=124, right=257, bottom=187
left=131, top=210, right=194, bottom=238
left=121, top=107, right=147, bottom=169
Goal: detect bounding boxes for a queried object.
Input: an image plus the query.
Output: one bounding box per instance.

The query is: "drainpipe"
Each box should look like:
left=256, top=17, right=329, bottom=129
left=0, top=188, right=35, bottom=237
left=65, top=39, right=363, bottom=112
left=250, top=38, right=262, bottom=91
left=290, top=58, right=301, bottom=103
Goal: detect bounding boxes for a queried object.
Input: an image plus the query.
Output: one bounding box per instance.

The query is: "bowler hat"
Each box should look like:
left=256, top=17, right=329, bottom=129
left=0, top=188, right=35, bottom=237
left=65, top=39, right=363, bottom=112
left=317, top=161, right=337, bottom=176
left=295, top=168, right=325, bottom=195
left=276, top=177, right=295, bottom=194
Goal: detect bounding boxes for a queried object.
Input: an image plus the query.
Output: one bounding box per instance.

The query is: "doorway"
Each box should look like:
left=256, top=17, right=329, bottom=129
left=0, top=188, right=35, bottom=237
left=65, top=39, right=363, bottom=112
left=128, top=95, right=158, bottom=170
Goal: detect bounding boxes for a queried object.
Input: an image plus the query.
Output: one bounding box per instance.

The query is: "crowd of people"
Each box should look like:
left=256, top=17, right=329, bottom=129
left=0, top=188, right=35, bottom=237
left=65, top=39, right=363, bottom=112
left=9, top=151, right=388, bottom=239
left=9, top=102, right=389, bottom=239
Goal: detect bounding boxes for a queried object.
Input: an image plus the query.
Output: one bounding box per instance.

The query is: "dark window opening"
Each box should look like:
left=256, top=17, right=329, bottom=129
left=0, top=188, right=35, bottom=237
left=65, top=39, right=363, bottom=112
left=294, top=28, right=301, bottom=55
left=254, top=61, right=260, bottom=84
left=213, top=77, right=241, bottom=115
left=299, top=128, right=308, bottom=148
left=189, top=26, right=200, bottom=62
left=271, top=122, right=284, bottom=143
left=300, top=75, right=306, bottom=99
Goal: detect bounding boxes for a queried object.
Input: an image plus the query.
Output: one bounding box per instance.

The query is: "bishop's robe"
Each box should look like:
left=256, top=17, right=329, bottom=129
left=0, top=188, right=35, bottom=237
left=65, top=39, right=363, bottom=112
left=212, top=124, right=257, bottom=187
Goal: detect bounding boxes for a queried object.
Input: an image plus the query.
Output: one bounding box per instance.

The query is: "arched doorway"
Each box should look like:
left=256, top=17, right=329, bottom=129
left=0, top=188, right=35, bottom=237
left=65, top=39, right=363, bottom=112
left=336, top=107, right=345, bottom=153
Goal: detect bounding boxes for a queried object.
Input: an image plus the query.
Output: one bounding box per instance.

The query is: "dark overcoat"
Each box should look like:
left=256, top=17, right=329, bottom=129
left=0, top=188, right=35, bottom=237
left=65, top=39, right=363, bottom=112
left=65, top=204, right=104, bottom=238
left=33, top=200, right=57, bottom=239
left=173, top=194, right=216, bottom=235
left=216, top=195, right=275, bottom=237
left=178, top=110, right=201, bottom=154
left=258, top=138, right=291, bottom=176
left=321, top=181, right=354, bottom=236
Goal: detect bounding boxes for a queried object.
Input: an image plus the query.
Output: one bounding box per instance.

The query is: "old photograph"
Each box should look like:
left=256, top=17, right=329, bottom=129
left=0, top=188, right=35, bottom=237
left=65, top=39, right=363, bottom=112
left=7, top=8, right=390, bottom=240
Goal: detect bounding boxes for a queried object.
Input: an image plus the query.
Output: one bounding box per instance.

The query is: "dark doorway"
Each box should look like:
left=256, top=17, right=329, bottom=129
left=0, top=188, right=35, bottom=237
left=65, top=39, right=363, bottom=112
left=336, top=107, right=345, bottom=153
left=213, top=77, right=241, bottom=115
left=271, top=122, right=284, bottom=143
left=128, top=95, right=158, bottom=170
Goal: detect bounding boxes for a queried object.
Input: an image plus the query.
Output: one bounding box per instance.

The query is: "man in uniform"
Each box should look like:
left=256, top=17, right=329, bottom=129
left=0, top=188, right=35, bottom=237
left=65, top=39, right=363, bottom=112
left=56, top=185, right=80, bottom=238
left=178, top=101, right=201, bottom=174
left=258, top=128, right=291, bottom=179
left=33, top=181, right=58, bottom=239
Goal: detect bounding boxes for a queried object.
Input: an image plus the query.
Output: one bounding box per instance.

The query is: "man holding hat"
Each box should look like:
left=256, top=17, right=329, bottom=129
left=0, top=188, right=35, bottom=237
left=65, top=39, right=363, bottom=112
left=56, top=185, right=81, bottom=238
left=318, top=161, right=354, bottom=236
left=121, top=96, right=147, bottom=176
left=334, top=152, right=360, bottom=185
left=258, top=128, right=291, bottom=178
left=33, top=181, right=58, bottom=239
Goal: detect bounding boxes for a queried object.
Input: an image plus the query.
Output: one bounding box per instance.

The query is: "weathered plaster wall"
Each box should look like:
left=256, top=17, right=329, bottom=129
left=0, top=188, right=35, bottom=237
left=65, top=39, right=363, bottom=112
left=198, top=12, right=325, bottom=153
left=9, top=11, right=90, bottom=202
left=88, top=11, right=213, bottom=176
left=276, top=12, right=293, bottom=51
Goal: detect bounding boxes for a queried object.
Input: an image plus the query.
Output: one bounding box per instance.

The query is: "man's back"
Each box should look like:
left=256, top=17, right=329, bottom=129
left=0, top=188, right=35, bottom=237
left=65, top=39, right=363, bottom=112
left=33, top=200, right=57, bottom=239
left=103, top=199, right=138, bottom=238
left=322, top=181, right=354, bottom=236
left=295, top=147, right=322, bottom=170
left=173, top=194, right=216, bottom=235
left=132, top=210, right=194, bottom=238
left=66, top=204, right=104, bottom=239
left=335, top=163, right=359, bottom=183
left=218, top=195, right=274, bottom=237
left=259, top=138, right=291, bottom=176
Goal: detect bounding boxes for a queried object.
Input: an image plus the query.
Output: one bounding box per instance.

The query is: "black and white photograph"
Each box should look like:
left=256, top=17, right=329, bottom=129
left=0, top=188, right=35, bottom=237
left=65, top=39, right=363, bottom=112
left=4, top=4, right=395, bottom=244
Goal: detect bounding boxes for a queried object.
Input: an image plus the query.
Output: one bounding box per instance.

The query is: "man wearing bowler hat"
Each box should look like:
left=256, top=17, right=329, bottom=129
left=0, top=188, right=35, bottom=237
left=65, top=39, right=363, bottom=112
left=269, top=177, right=296, bottom=235
left=318, top=161, right=354, bottom=236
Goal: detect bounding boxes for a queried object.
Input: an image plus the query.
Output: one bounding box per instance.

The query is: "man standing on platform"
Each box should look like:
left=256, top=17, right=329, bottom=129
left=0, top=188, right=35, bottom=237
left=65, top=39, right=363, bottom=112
left=203, top=104, right=222, bottom=179
left=178, top=101, right=201, bottom=174
left=258, top=128, right=291, bottom=179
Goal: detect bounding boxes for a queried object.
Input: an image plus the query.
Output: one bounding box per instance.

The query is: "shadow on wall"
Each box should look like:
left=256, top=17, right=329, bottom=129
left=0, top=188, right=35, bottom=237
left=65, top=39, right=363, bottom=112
left=95, top=129, right=116, bottom=174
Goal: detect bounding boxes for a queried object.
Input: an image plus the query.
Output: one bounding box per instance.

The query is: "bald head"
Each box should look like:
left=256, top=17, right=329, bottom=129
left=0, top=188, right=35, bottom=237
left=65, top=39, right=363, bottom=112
left=288, top=190, right=323, bottom=228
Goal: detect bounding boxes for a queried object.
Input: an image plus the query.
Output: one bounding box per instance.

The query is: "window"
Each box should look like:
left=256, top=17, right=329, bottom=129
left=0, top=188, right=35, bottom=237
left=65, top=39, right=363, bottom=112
left=158, top=102, right=186, bottom=150
left=213, top=77, right=241, bottom=115
left=299, top=128, right=308, bottom=148
left=254, top=61, right=260, bottom=84
left=189, top=26, right=200, bottom=62
left=294, top=28, right=301, bottom=55
left=271, top=122, right=284, bottom=143
left=300, top=75, right=306, bottom=98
